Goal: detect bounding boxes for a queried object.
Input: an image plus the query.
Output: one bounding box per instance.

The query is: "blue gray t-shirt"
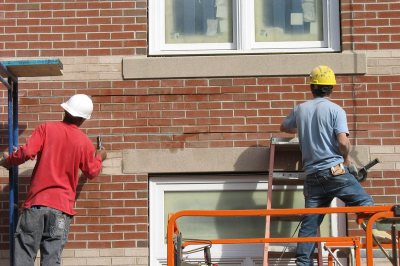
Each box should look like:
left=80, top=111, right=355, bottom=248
left=282, top=97, right=349, bottom=175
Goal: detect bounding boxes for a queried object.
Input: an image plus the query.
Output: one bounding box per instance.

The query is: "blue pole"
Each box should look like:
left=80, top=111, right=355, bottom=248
left=11, top=79, right=18, bottom=266
left=12, top=81, right=18, bottom=210
left=7, top=78, right=15, bottom=266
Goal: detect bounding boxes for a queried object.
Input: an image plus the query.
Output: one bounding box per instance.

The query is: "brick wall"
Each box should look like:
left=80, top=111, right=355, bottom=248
left=0, top=0, right=400, bottom=265
left=0, top=1, right=147, bottom=57
left=341, top=1, right=400, bottom=50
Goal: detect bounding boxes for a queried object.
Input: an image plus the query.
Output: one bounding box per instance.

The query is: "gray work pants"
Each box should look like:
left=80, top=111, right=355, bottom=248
left=14, top=206, right=72, bottom=266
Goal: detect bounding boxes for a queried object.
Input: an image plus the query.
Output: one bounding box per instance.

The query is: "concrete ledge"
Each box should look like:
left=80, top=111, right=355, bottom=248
left=123, top=147, right=269, bottom=173
left=122, top=146, right=372, bottom=174
left=122, top=52, right=366, bottom=79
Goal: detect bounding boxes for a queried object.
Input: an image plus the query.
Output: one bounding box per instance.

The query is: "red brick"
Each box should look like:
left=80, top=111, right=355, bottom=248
left=112, top=241, right=136, bottom=248
left=88, top=241, right=112, bottom=248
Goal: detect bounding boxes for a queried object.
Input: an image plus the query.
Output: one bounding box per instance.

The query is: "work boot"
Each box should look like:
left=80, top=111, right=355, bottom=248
left=372, top=229, right=393, bottom=244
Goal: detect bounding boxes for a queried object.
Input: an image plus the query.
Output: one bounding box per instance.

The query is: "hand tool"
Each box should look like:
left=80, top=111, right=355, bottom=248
left=348, top=158, right=380, bottom=182
left=96, top=135, right=102, bottom=150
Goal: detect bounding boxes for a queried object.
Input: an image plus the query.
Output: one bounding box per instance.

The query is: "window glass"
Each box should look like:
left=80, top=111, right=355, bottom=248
left=165, top=0, right=233, bottom=44
left=254, top=0, right=323, bottom=42
left=164, top=189, right=331, bottom=241
left=150, top=175, right=344, bottom=265
left=150, top=0, right=339, bottom=54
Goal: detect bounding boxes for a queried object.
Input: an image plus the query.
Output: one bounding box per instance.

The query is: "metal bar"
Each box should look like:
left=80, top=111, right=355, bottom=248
left=325, top=245, right=359, bottom=248
left=324, top=239, right=363, bottom=266
left=393, top=223, right=398, bottom=266
left=11, top=79, right=18, bottom=266
left=0, top=62, right=18, bottom=83
left=355, top=241, right=362, bottom=266
left=368, top=222, right=393, bottom=263
left=263, top=141, right=275, bottom=266
left=167, top=205, right=395, bottom=266
left=317, top=230, right=323, bottom=266
left=183, top=236, right=359, bottom=246
left=398, top=231, right=400, bottom=266
left=324, top=246, right=343, bottom=266
left=365, top=211, right=395, bottom=265
left=0, top=76, right=12, bottom=90
left=7, top=78, right=15, bottom=266
left=12, top=80, right=19, bottom=215
left=169, top=206, right=393, bottom=219
left=327, top=252, right=333, bottom=266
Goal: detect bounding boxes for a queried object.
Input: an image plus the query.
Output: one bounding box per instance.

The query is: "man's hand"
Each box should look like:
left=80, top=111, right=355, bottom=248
left=0, top=153, right=11, bottom=169
left=96, top=149, right=107, bottom=161
left=343, top=154, right=353, bottom=167
left=348, top=164, right=358, bottom=178
left=280, top=123, right=297, bottom=134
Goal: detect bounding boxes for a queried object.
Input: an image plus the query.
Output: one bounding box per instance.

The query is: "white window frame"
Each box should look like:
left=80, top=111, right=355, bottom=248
left=148, top=0, right=341, bottom=55
left=149, top=174, right=345, bottom=266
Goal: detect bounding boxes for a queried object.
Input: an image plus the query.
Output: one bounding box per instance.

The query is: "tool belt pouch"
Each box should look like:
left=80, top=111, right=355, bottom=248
left=330, top=163, right=345, bottom=176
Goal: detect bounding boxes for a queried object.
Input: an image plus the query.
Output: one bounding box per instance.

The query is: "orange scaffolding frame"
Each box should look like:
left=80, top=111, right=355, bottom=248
left=167, top=205, right=399, bottom=266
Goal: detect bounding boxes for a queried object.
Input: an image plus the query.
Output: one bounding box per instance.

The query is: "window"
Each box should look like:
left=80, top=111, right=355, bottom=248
left=149, top=174, right=345, bottom=265
left=149, top=0, right=340, bottom=55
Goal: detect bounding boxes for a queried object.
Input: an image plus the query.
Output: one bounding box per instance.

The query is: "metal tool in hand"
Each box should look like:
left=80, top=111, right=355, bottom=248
left=348, top=158, right=380, bottom=182
left=96, top=135, right=102, bottom=150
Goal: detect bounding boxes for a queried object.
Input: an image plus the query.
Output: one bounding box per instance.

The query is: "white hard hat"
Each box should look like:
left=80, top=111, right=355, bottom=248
left=61, top=94, right=93, bottom=119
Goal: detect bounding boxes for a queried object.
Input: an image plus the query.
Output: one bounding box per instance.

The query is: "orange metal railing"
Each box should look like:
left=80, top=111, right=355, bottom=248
left=167, top=205, right=398, bottom=266
left=324, top=239, right=362, bottom=266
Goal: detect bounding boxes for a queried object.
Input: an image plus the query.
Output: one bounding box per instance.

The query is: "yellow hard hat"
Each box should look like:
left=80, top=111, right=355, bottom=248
left=309, top=65, right=336, bottom=85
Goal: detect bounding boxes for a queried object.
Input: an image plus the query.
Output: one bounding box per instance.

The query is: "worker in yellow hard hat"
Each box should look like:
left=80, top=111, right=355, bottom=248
left=280, top=65, right=391, bottom=265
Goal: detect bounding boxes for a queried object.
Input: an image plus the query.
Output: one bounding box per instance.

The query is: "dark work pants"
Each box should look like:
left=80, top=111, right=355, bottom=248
left=14, top=206, right=72, bottom=266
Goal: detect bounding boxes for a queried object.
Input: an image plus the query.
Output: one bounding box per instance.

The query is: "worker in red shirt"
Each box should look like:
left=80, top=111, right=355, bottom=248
left=0, top=94, right=107, bottom=266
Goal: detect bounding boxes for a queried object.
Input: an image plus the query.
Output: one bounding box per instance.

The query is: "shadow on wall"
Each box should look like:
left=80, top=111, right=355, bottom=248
left=215, top=145, right=301, bottom=263
left=75, top=175, right=88, bottom=202
left=349, top=148, right=363, bottom=168
left=215, top=146, right=266, bottom=240
left=0, top=166, right=32, bottom=254
left=0, top=124, right=28, bottom=150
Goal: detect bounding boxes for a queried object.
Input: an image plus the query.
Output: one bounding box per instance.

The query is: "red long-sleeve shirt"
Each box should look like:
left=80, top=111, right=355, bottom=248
left=7, top=121, right=102, bottom=215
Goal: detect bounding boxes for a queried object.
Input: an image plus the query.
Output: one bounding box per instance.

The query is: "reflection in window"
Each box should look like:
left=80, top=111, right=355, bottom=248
left=165, top=0, right=233, bottom=44
left=255, top=0, right=323, bottom=42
